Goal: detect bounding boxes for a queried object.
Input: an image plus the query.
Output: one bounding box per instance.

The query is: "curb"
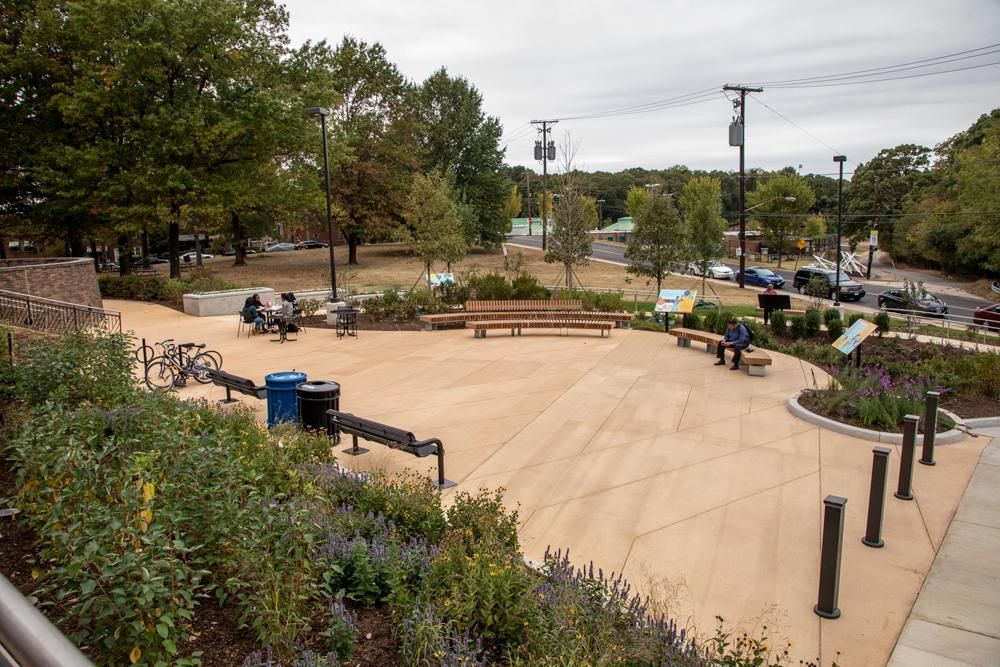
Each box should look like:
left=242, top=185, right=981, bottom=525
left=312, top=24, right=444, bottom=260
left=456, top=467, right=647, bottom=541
left=786, top=390, right=967, bottom=445
left=964, top=416, right=1000, bottom=428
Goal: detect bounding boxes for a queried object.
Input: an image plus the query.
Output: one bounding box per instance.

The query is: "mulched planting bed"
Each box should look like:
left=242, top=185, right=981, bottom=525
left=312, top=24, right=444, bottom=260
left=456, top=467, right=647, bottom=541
left=797, top=389, right=957, bottom=432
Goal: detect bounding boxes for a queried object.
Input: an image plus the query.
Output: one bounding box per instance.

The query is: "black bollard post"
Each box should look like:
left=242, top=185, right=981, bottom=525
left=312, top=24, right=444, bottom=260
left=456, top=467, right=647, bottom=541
left=815, top=495, right=847, bottom=619
left=895, top=414, right=919, bottom=501
left=863, top=447, right=892, bottom=548
left=920, top=391, right=940, bottom=467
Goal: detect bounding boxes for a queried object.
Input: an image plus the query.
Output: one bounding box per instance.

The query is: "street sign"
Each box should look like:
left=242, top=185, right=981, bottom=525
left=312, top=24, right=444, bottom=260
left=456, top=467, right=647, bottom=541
left=797, top=239, right=807, bottom=250
left=869, top=230, right=878, bottom=247
left=735, top=247, right=743, bottom=257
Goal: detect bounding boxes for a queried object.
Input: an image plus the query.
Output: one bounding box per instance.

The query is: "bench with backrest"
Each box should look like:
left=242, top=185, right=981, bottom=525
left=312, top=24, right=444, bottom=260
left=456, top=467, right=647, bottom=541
left=667, top=327, right=773, bottom=376
left=326, top=410, right=454, bottom=489
left=467, top=318, right=613, bottom=338
left=205, top=368, right=267, bottom=403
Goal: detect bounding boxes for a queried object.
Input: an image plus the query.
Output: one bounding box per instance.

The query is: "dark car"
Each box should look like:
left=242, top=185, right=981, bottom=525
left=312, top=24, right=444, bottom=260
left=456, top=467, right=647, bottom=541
left=877, top=288, right=948, bottom=317
left=793, top=266, right=866, bottom=301
left=295, top=240, right=328, bottom=250
left=972, top=303, right=1000, bottom=331
left=133, top=257, right=168, bottom=267
left=737, top=267, right=785, bottom=288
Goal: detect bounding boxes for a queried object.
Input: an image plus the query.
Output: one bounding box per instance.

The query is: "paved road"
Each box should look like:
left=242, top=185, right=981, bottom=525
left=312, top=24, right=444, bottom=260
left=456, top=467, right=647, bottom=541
left=507, top=235, right=993, bottom=321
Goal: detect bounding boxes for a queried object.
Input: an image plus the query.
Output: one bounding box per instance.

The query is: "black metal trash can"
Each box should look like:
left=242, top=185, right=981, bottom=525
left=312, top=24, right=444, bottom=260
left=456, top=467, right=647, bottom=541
left=296, top=380, right=340, bottom=434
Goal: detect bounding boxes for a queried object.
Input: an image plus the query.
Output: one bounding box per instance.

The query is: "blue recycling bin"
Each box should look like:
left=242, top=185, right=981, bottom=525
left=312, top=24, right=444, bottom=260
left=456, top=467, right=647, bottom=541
left=265, top=371, right=307, bottom=427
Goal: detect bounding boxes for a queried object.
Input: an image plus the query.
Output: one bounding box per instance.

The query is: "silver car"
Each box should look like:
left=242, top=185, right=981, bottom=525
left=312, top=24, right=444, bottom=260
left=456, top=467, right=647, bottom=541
left=688, top=260, right=734, bottom=280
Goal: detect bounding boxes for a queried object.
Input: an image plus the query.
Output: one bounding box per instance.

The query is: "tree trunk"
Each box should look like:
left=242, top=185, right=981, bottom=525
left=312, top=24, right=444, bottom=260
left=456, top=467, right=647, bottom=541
left=118, top=232, right=133, bottom=276
left=565, top=262, right=572, bottom=289
left=0, top=238, right=7, bottom=260
left=89, top=238, right=99, bottom=271
left=141, top=223, right=150, bottom=259
left=347, top=235, right=359, bottom=265
left=168, top=220, right=180, bottom=279
left=231, top=210, right=247, bottom=266
left=426, top=262, right=432, bottom=296
left=68, top=226, right=85, bottom=257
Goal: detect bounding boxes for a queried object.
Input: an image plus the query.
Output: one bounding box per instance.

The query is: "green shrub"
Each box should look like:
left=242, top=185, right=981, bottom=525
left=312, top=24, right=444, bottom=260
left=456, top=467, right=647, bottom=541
left=789, top=316, right=807, bottom=339
left=848, top=312, right=866, bottom=327
left=769, top=310, right=787, bottom=337
left=804, top=308, right=822, bottom=337
left=874, top=310, right=891, bottom=335
left=823, top=308, right=842, bottom=328
left=98, top=270, right=236, bottom=305
left=552, top=288, right=625, bottom=312
left=467, top=271, right=514, bottom=300
left=702, top=310, right=720, bottom=333
left=827, top=318, right=845, bottom=341
left=681, top=311, right=702, bottom=330
left=446, top=489, right=520, bottom=554
left=742, top=319, right=773, bottom=349
left=511, top=274, right=551, bottom=299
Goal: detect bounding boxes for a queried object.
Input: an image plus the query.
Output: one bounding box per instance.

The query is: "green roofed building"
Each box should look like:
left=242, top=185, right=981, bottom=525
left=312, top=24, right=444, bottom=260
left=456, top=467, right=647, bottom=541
left=508, top=217, right=553, bottom=236
left=590, top=216, right=634, bottom=243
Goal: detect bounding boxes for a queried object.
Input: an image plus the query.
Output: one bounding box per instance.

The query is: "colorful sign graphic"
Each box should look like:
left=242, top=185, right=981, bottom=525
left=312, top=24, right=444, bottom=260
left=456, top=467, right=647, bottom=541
left=428, top=273, right=455, bottom=287
left=832, top=318, right=879, bottom=355
left=654, top=289, right=697, bottom=314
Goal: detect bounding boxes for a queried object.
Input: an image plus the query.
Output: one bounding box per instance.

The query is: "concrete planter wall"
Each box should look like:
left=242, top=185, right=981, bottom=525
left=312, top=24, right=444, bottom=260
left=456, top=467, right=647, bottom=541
left=183, top=287, right=275, bottom=317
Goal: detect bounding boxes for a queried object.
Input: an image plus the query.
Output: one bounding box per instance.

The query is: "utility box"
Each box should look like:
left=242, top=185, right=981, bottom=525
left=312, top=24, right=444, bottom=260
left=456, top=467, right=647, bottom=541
left=729, top=122, right=744, bottom=147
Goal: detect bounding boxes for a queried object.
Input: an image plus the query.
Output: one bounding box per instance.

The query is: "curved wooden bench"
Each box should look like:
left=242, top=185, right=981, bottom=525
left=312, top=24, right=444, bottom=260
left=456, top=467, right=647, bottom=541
left=466, top=318, right=613, bottom=338
left=667, top=327, right=724, bottom=353
left=741, top=348, right=773, bottom=376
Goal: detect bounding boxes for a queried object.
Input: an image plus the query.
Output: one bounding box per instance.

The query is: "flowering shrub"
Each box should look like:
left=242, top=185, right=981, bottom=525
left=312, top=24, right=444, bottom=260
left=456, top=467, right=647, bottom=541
left=809, top=364, right=941, bottom=430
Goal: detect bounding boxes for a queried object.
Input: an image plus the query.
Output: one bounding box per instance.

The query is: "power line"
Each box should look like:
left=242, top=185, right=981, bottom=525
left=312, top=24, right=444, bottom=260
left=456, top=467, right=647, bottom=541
left=763, top=59, right=1000, bottom=89
left=554, top=87, right=719, bottom=121
left=748, top=94, right=844, bottom=156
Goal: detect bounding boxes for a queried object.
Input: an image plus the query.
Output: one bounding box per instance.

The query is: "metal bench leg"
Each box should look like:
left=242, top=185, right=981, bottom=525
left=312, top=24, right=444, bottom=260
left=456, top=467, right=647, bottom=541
left=342, top=433, right=369, bottom=456
left=220, top=386, right=239, bottom=404
left=705, top=343, right=716, bottom=354
left=430, top=439, right=455, bottom=490
left=677, top=337, right=690, bottom=347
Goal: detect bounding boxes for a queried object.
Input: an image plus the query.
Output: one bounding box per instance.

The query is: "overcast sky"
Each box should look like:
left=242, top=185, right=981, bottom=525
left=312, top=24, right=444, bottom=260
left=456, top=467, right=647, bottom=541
left=280, top=0, right=1000, bottom=178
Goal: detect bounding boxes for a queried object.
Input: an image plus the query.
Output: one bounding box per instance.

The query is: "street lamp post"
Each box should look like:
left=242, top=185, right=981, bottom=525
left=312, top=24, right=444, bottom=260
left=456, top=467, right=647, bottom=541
left=833, top=155, right=847, bottom=307
left=306, top=107, right=337, bottom=300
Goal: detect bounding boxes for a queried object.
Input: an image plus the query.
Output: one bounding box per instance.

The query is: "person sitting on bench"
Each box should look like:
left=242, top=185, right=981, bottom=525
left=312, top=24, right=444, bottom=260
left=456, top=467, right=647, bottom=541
left=715, top=318, right=749, bottom=370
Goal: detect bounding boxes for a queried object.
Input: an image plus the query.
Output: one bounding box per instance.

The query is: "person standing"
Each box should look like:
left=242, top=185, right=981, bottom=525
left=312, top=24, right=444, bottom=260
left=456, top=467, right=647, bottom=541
left=762, top=284, right=778, bottom=324
left=715, top=318, right=750, bottom=370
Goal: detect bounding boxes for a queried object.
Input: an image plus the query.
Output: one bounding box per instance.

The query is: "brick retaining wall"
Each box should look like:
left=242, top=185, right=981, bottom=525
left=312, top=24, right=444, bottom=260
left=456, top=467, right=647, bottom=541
left=0, top=258, right=103, bottom=308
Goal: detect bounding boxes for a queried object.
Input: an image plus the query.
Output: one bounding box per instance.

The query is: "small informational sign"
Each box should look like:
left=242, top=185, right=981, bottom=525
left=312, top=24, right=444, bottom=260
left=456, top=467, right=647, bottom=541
left=655, top=289, right=697, bottom=314
left=735, top=246, right=743, bottom=257
left=869, top=230, right=878, bottom=247
left=832, top=319, right=879, bottom=355
left=428, top=273, right=454, bottom=287
left=797, top=238, right=807, bottom=250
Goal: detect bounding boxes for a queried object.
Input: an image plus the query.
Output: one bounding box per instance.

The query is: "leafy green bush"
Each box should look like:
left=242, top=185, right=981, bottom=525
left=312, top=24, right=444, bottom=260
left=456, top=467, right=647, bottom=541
left=551, top=288, right=625, bottom=312
left=446, top=490, right=519, bottom=554
left=848, top=312, right=866, bottom=327
left=823, top=308, right=842, bottom=328
left=742, top=319, right=773, bottom=349
left=681, top=311, right=702, bottom=330
left=769, top=310, right=787, bottom=337
left=789, top=316, right=807, bottom=339
left=362, top=288, right=448, bottom=321
left=511, top=274, right=551, bottom=299
left=467, top=271, right=514, bottom=300
left=8, top=330, right=137, bottom=408
left=804, top=308, right=822, bottom=337
left=98, top=270, right=236, bottom=305
left=827, top=318, right=845, bottom=340
left=874, top=310, right=891, bottom=335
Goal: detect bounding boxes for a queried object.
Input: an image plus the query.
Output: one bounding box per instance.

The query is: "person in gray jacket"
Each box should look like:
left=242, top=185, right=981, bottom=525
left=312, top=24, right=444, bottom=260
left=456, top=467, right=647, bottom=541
left=715, top=318, right=749, bottom=370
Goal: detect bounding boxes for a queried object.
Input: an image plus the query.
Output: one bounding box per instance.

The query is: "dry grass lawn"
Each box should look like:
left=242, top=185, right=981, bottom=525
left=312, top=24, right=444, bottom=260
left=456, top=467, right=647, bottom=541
left=163, top=243, right=763, bottom=307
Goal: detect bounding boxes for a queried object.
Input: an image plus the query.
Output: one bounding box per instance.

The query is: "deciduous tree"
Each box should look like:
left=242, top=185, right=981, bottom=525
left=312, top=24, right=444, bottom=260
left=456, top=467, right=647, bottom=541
left=680, top=176, right=725, bottom=297
left=625, top=192, right=686, bottom=295
left=747, top=175, right=815, bottom=268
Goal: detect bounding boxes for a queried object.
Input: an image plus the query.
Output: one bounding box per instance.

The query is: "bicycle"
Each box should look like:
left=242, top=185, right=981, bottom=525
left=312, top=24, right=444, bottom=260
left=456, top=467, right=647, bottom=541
left=144, top=342, right=223, bottom=390
left=136, top=338, right=223, bottom=370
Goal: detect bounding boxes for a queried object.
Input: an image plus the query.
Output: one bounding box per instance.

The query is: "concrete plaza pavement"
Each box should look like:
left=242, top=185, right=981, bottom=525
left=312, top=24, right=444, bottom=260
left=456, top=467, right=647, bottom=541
left=111, top=299, right=987, bottom=666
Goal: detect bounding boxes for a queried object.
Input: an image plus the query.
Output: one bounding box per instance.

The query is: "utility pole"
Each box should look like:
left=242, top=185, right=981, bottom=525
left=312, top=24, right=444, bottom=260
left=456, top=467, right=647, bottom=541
left=532, top=119, right=557, bottom=251
left=597, top=199, right=605, bottom=228
left=834, top=155, right=847, bottom=306
left=723, top=84, right=763, bottom=289
left=867, top=176, right=880, bottom=279
left=525, top=172, right=532, bottom=236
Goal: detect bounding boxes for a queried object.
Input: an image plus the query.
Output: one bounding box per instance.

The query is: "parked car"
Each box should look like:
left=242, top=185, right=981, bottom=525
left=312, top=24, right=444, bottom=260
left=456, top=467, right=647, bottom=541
left=972, top=303, right=1000, bottom=330
left=222, top=247, right=257, bottom=256
left=133, top=257, right=168, bottom=267
left=877, top=288, right=948, bottom=317
left=688, top=260, right=733, bottom=280
left=180, top=251, right=214, bottom=263
left=792, top=266, right=866, bottom=301
left=296, top=240, right=328, bottom=250
left=264, top=242, right=296, bottom=252
left=736, top=267, right=785, bottom=289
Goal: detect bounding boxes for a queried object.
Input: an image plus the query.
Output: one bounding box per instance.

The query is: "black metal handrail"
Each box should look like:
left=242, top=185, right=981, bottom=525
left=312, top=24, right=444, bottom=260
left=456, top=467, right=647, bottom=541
left=0, top=573, right=93, bottom=666
left=0, top=290, right=121, bottom=335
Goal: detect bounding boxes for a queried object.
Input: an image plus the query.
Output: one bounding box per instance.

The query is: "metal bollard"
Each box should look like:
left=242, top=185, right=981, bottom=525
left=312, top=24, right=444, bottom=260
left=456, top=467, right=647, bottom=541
left=920, top=391, right=940, bottom=466
left=895, top=414, right=919, bottom=501
left=863, top=447, right=892, bottom=548
left=815, top=495, right=847, bottom=619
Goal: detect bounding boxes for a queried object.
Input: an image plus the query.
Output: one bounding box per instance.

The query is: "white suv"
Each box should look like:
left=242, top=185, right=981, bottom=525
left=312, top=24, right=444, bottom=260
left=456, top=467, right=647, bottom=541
left=688, top=260, right=733, bottom=280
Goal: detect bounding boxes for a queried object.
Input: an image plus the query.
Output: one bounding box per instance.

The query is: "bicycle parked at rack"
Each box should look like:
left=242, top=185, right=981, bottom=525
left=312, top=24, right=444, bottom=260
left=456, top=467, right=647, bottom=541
left=136, top=338, right=223, bottom=369
left=141, top=340, right=223, bottom=390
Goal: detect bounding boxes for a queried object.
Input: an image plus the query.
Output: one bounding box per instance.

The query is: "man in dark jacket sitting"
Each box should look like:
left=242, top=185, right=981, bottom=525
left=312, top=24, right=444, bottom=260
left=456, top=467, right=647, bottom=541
left=715, top=318, right=750, bottom=370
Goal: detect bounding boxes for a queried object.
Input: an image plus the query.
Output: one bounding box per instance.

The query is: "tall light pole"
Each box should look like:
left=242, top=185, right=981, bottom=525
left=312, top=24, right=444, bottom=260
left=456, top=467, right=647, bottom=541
left=306, top=107, right=337, bottom=300
left=833, top=156, right=847, bottom=307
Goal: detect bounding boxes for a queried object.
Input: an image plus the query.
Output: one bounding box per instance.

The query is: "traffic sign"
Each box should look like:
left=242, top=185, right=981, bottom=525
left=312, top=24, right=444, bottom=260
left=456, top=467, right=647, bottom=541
left=797, top=239, right=807, bottom=250
left=869, top=230, right=878, bottom=247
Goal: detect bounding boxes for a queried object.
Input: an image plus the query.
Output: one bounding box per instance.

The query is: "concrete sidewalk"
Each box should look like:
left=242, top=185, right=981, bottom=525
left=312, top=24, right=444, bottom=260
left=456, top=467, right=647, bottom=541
left=888, top=426, right=1000, bottom=666
left=110, top=299, right=988, bottom=666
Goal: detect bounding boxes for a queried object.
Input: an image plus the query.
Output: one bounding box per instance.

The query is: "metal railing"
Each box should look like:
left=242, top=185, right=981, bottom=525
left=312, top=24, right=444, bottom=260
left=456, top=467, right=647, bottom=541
left=0, top=573, right=93, bottom=666
left=0, top=290, right=121, bottom=335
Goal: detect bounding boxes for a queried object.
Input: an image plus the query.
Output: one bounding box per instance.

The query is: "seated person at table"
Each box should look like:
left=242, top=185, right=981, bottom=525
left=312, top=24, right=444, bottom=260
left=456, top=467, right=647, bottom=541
left=242, top=294, right=265, bottom=333
left=279, top=292, right=299, bottom=332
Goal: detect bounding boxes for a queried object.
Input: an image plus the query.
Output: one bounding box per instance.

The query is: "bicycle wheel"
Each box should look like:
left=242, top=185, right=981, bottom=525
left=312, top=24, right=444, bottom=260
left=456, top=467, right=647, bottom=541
left=144, top=358, right=177, bottom=391
left=191, top=352, right=220, bottom=384
left=200, top=349, right=223, bottom=369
